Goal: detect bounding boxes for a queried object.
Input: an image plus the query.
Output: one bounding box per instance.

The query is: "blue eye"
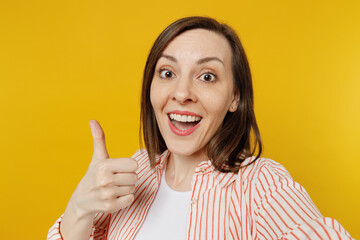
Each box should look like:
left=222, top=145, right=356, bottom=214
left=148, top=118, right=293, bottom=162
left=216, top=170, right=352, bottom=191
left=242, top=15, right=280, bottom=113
left=199, top=72, right=216, bottom=82
left=159, top=69, right=175, bottom=79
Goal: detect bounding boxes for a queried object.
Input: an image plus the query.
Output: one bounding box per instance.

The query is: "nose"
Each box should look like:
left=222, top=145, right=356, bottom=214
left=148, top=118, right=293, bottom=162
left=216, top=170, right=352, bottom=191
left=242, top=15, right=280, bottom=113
left=171, top=77, right=197, bottom=104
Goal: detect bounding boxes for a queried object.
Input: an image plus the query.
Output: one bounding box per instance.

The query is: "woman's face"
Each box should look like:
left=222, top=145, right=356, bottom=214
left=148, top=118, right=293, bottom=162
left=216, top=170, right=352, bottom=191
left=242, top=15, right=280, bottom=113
left=150, top=29, right=239, bottom=158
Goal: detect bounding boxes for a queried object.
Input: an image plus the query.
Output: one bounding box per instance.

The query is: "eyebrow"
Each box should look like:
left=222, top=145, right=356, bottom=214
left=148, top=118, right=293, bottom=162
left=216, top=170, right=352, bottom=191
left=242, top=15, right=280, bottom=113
left=159, top=54, right=224, bottom=66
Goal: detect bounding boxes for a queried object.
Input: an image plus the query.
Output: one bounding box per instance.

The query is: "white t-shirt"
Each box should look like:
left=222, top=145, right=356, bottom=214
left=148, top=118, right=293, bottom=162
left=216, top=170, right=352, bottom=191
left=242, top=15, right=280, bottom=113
left=134, top=164, right=192, bottom=240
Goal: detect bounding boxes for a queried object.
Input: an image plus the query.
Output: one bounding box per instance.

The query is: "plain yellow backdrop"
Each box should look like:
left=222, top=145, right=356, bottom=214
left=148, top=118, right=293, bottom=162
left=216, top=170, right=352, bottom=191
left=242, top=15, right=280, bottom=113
left=0, top=0, right=359, bottom=239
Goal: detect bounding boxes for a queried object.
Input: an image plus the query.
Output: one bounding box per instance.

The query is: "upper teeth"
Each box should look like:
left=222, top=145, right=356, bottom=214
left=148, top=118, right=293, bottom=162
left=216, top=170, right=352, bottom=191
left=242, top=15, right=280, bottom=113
left=169, top=113, right=201, bottom=122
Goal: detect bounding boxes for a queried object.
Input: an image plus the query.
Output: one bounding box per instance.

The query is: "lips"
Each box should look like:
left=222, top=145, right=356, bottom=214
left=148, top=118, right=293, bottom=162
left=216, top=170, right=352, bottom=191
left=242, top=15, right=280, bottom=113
left=167, top=111, right=202, bottom=136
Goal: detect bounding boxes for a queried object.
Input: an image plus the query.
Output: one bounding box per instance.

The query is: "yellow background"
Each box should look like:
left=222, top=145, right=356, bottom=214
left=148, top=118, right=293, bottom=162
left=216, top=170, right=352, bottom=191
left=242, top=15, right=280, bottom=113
left=0, top=0, right=359, bottom=239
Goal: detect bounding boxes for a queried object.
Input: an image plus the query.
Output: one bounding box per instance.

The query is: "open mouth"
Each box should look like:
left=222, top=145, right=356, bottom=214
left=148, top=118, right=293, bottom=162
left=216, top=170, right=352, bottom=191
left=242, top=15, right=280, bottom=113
left=168, top=113, right=202, bottom=136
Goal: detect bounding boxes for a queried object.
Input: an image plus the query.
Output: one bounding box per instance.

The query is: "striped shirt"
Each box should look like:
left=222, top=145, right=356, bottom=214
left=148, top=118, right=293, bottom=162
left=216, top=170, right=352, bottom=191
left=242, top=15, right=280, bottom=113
left=48, top=149, right=354, bottom=240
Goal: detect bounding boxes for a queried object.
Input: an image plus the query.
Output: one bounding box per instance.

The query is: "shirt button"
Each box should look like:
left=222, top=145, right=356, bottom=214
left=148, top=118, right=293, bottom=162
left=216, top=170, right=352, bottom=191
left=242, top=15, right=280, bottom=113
left=199, top=166, right=207, bottom=173
left=191, top=198, right=197, bottom=204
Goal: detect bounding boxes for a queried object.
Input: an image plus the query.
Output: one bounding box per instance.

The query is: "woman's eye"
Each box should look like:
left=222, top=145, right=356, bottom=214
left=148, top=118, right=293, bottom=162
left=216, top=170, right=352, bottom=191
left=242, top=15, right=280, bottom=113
left=199, top=72, right=216, bottom=82
left=159, top=69, right=175, bottom=79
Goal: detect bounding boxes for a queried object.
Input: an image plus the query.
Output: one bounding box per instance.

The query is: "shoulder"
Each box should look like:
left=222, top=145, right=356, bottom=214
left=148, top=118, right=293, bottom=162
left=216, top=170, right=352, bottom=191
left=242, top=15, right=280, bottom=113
left=240, top=156, right=292, bottom=183
left=238, top=156, right=298, bottom=198
left=239, top=157, right=315, bottom=214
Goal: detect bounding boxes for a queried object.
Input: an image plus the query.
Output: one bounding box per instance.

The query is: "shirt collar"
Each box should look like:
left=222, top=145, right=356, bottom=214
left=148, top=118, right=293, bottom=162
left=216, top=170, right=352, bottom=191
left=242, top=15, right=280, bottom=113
left=155, top=150, right=238, bottom=188
left=155, top=150, right=171, bottom=170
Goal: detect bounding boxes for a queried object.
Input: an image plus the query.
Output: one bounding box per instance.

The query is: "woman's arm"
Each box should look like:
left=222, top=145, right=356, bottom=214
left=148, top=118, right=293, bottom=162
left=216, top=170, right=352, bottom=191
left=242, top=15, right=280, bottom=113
left=48, top=120, right=137, bottom=240
left=253, top=160, right=354, bottom=239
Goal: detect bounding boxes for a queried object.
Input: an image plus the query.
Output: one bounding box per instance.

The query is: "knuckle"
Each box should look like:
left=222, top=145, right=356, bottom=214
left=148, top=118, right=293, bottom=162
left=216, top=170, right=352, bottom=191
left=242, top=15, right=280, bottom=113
left=100, top=189, right=113, bottom=201
left=97, top=176, right=112, bottom=188
left=95, top=133, right=105, bottom=142
left=99, top=190, right=107, bottom=201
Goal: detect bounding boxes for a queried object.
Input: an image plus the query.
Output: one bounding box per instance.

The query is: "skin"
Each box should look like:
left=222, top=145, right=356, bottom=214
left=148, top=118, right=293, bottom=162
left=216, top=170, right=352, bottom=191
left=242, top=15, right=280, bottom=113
left=150, top=29, right=239, bottom=191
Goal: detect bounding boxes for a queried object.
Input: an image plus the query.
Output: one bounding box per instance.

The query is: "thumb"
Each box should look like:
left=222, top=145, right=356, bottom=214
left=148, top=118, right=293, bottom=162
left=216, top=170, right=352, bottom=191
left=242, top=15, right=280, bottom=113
left=89, top=119, right=109, bottom=160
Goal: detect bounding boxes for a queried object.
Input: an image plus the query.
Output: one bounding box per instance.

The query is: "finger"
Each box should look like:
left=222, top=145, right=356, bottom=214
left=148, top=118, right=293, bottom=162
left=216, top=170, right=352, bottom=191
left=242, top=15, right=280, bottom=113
left=99, top=185, right=135, bottom=200
left=113, top=172, right=138, bottom=186
left=107, top=158, right=138, bottom=173
left=114, top=194, right=135, bottom=210
left=101, top=194, right=135, bottom=213
left=114, top=185, right=136, bottom=197
left=89, top=119, right=109, bottom=160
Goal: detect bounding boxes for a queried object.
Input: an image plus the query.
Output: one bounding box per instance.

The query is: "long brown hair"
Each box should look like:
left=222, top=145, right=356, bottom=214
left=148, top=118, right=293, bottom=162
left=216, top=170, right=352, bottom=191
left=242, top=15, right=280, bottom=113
left=140, top=16, right=262, bottom=172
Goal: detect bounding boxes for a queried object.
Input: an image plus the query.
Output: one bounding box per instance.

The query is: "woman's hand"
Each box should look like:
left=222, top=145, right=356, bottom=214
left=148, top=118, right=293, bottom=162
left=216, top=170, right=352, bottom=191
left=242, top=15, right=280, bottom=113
left=74, top=119, right=138, bottom=216
left=60, top=120, right=138, bottom=240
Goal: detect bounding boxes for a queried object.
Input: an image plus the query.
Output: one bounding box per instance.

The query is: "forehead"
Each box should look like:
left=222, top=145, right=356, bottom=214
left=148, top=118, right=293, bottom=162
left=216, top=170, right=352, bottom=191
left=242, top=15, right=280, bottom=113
left=161, top=29, right=232, bottom=63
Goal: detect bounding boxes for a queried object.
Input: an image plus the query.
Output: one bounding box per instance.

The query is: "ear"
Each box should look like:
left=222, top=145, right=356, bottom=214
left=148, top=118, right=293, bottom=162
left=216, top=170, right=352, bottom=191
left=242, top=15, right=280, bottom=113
left=229, top=90, right=240, bottom=112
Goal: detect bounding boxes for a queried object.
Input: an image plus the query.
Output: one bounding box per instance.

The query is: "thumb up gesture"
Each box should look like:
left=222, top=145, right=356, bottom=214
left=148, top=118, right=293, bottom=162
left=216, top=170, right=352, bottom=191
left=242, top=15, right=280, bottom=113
left=72, top=120, right=138, bottom=217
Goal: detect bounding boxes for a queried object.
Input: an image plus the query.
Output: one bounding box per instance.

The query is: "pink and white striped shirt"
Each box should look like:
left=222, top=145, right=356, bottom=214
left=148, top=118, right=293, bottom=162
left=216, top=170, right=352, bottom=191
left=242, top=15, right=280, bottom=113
left=48, top=149, right=354, bottom=239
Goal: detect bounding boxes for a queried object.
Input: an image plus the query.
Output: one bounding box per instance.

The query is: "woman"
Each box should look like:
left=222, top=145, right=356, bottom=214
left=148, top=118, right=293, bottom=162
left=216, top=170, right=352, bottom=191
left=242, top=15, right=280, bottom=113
left=48, top=16, right=354, bottom=240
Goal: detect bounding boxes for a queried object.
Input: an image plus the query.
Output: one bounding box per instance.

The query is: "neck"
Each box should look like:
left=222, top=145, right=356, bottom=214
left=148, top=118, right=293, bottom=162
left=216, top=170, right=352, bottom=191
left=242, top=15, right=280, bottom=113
left=165, top=150, right=208, bottom=191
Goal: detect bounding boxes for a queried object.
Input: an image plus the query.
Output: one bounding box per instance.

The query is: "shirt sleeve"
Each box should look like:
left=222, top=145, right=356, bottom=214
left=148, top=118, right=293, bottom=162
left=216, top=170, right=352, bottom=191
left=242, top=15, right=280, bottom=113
left=47, top=213, right=111, bottom=240
left=253, top=160, right=354, bottom=240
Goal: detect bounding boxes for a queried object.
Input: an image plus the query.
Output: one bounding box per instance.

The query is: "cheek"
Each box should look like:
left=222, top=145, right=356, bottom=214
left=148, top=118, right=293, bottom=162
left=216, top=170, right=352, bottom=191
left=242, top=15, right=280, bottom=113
left=203, top=90, right=233, bottom=117
left=150, top=81, right=165, bottom=115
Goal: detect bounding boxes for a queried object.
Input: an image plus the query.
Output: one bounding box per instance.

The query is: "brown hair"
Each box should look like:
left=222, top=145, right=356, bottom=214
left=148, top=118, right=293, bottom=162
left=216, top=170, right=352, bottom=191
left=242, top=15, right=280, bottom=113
left=140, top=16, right=262, bottom=172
